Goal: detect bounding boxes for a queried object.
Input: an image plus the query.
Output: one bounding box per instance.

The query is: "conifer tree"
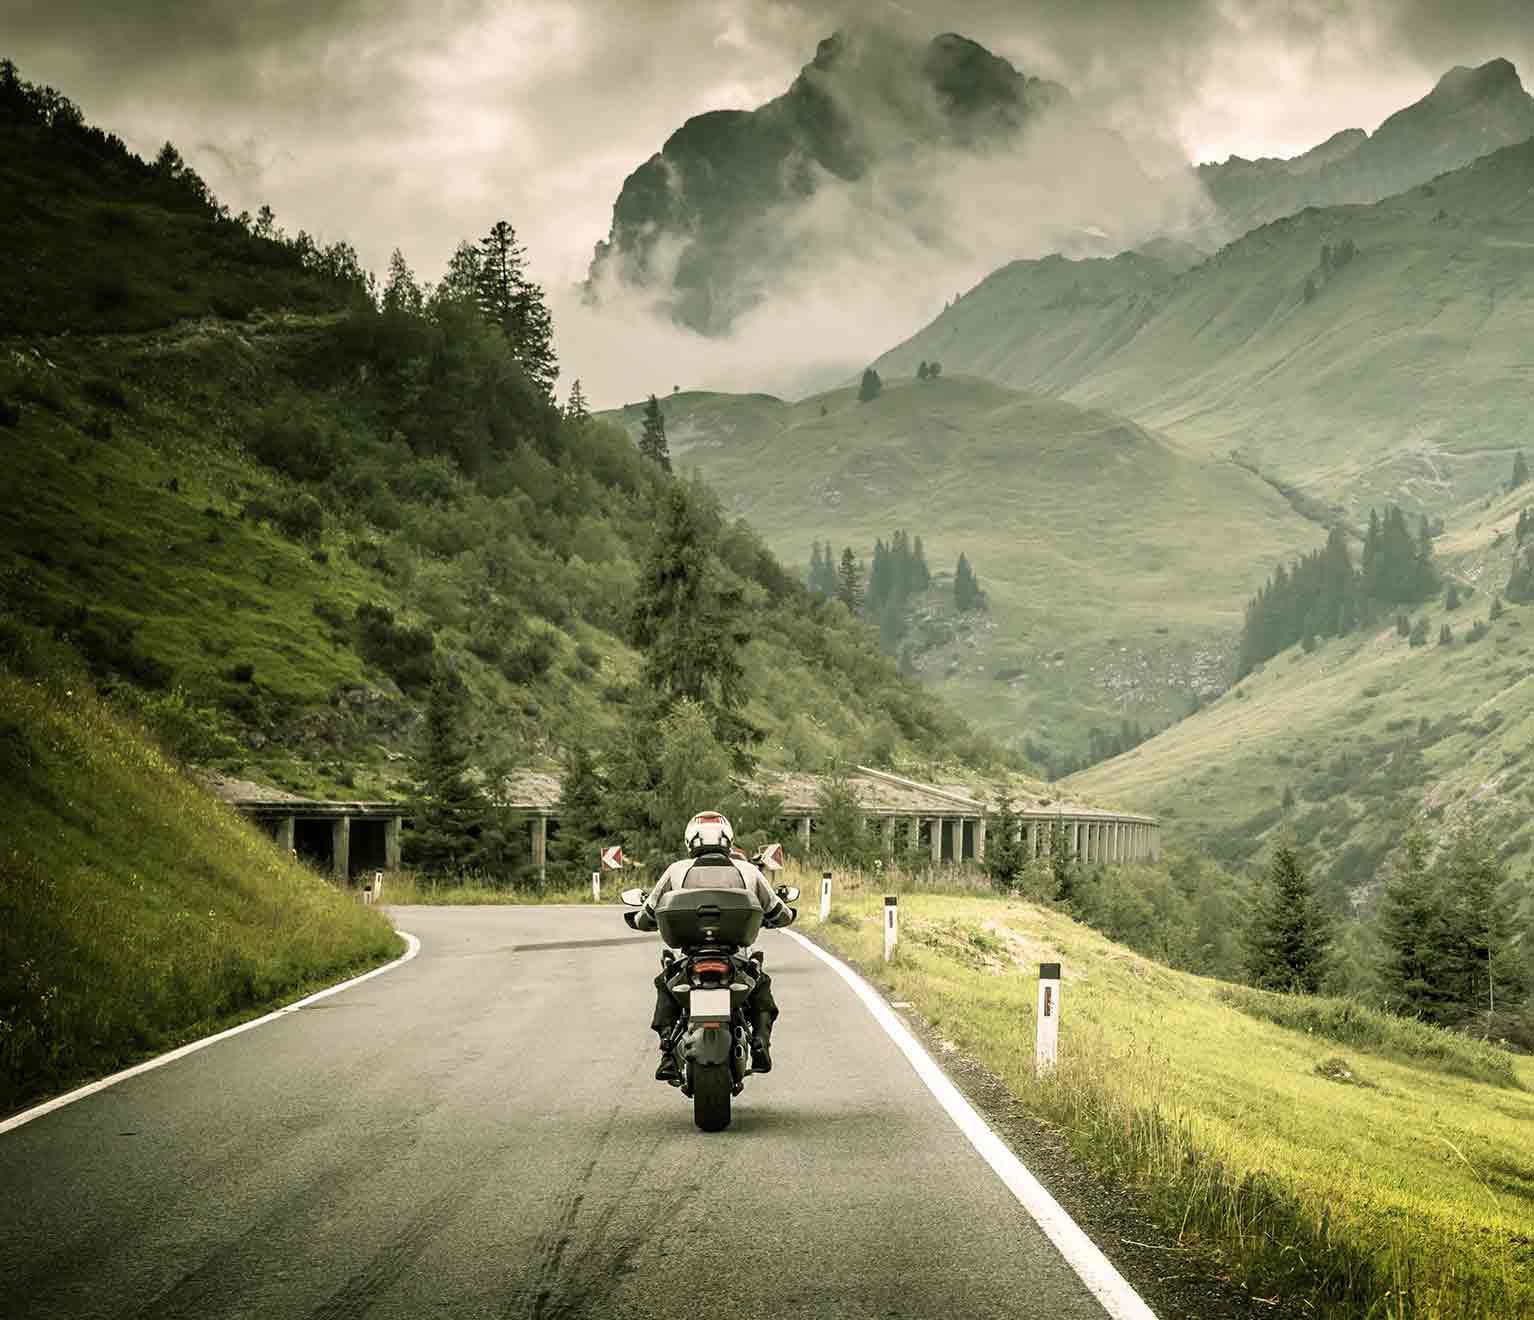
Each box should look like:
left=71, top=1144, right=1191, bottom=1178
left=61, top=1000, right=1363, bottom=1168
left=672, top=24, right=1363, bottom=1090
left=917, top=361, right=930, bottom=380
left=629, top=485, right=753, bottom=754
left=858, top=367, right=882, bottom=403
left=1511, top=450, right=1529, bottom=492
left=1442, top=832, right=1527, bottom=1036
left=836, top=547, right=864, bottom=613
left=913, top=535, right=931, bottom=590
left=1244, top=841, right=1330, bottom=993
left=954, top=552, right=985, bottom=612
left=475, top=220, right=558, bottom=395
left=982, top=791, right=1027, bottom=892
left=1376, top=834, right=1449, bottom=1019
left=809, top=542, right=826, bottom=594
left=1445, top=581, right=1461, bottom=611
left=548, top=743, right=607, bottom=884
left=381, top=248, right=424, bottom=317
left=409, top=668, right=492, bottom=876
left=638, top=394, right=671, bottom=471
left=564, top=379, right=589, bottom=422
left=433, top=240, right=482, bottom=309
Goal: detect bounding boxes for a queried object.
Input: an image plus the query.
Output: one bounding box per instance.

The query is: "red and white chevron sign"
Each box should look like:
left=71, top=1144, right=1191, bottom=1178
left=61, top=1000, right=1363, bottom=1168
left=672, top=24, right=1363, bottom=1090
left=600, top=845, right=624, bottom=870
left=758, top=842, right=784, bottom=871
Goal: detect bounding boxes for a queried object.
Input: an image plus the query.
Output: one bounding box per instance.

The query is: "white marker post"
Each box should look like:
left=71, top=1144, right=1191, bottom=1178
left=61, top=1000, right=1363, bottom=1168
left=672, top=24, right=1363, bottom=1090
left=592, top=870, right=600, bottom=902
left=374, top=870, right=384, bottom=903
left=820, top=870, right=832, bottom=923
left=1036, top=961, right=1061, bottom=1077
left=883, top=895, right=898, bottom=962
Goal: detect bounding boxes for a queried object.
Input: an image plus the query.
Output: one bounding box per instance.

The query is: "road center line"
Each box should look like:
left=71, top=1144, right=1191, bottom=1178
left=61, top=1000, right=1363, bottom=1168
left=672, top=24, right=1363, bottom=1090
left=0, top=930, right=422, bottom=1138
left=784, top=929, right=1157, bottom=1320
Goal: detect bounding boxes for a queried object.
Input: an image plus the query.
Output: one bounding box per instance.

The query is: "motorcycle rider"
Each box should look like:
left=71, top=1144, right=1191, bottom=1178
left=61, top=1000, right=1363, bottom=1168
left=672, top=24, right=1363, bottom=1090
left=633, top=811, right=795, bottom=1083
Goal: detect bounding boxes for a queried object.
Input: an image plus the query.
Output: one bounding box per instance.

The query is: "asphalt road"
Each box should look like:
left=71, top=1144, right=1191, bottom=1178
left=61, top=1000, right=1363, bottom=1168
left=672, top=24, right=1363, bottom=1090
left=2, top=906, right=1123, bottom=1320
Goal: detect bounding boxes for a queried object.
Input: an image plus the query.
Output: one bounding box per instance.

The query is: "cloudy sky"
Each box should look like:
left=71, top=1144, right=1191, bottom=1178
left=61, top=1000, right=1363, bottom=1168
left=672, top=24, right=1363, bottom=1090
left=6, top=0, right=1532, bottom=402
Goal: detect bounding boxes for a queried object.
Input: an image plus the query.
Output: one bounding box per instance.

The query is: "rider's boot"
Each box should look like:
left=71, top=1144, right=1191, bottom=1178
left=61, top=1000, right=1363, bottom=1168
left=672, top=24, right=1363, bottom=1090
left=655, top=1040, right=681, bottom=1084
left=750, top=1010, right=773, bottom=1074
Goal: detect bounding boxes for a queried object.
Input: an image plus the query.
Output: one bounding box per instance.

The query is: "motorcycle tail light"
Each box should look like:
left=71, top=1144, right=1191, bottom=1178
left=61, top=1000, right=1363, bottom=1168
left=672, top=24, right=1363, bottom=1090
left=692, top=959, right=731, bottom=977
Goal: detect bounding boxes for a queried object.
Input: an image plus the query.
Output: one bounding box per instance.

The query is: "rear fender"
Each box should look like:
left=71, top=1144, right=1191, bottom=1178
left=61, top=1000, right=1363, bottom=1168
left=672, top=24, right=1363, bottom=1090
left=680, top=1022, right=733, bottom=1068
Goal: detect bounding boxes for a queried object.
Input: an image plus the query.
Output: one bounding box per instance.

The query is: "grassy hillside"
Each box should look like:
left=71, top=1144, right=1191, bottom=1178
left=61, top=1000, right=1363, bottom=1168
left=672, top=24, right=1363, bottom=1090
left=0, top=639, right=401, bottom=1112
left=0, top=57, right=997, bottom=807
left=878, top=139, right=1534, bottom=521
left=1068, top=479, right=1534, bottom=888
left=609, top=376, right=1321, bottom=762
left=800, top=872, right=1534, bottom=1320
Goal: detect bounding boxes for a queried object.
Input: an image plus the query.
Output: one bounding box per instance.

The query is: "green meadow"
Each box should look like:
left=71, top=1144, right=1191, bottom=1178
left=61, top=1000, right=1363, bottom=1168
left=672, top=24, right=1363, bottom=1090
left=794, top=867, right=1534, bottom=1319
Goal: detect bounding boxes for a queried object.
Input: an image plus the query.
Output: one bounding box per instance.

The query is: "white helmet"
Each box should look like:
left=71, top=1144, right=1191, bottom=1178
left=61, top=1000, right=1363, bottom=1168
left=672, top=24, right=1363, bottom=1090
left=685, top=811, right=734, bottom=855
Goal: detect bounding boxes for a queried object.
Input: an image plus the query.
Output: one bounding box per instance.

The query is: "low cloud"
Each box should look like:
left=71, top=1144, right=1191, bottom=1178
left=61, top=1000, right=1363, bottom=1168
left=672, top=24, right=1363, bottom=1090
left=6, top=0, right=1531, bottom=407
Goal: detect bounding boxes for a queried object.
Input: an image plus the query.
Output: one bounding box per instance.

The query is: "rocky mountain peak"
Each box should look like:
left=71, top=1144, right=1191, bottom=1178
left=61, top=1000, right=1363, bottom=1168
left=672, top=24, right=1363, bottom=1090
left=1428, top=57, right=1524, bottom=104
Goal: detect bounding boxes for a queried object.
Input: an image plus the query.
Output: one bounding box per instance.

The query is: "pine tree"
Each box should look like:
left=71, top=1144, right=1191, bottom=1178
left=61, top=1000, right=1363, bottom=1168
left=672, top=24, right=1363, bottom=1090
left=954, top=552, right=984, bottom=611
left=1511, top=450, right=1529, bottom=492
left=917, top=361, right=930, bottom=380
left=548, top=743, right=607, bottom=884
left=638, top=394, right=671, bottom=471
left=809, top=542, right=827, bottom=594
left=1048, top=818, right=1076, bottom=905
left=858, top=367, right=882, bottom=403
left=1442, top=832, right=1527, bottom=1037
left=433, top=240, right=482, bottom=309
left=1244, top=841, right=1330, bottom=993
left=564, top=379, right=590, bottom=422
left=867, top=538, right=890, bottom=610
left=381, top=248, right=424, bottom=317
left=982, top=791, right=1027, bottom=892
left=475, top=220, right=558, bottom=395
left=409, top=668, right=493, bottom=877
left=836, top=547, right=864, bottom=613
left=913, top=535, right=931, bottom=590
left=1445, top=581, right=1461, bottom=611
left=1377, top=834, right=1450, bottom=1020
left=878, top=594, right=905, bottom=654
left=628, top=485, right=753, bottom=755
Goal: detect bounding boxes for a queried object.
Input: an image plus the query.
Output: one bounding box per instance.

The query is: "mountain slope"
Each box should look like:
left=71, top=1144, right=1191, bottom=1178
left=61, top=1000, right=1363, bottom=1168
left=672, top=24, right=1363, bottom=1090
left=877, top=136, right=1534, bottom=519
left=1068, top=479, right=1534, bottom=889
left=1199, top=58, right=1534, bottom=239
left=607, top=377, right=1321, bottom=761
left=0, top=60, right=994, bottom=811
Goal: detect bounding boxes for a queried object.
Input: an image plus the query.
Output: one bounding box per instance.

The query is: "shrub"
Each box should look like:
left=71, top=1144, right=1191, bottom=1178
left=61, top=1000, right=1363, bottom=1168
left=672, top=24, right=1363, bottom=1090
left=500, top=633, right=557, bottom=684
left=81, top=376, right=129, bottom=411
left=355, top=602, right=435, bottom=691
left=228, top=662, right=255, bottom=683
left=276, top=493, right=325, bottom=542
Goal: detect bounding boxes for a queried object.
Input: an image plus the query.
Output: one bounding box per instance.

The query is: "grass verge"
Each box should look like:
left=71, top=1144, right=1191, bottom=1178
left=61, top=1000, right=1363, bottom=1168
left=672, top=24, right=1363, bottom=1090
left=791, top=865, right=1534, bottom=1320
left=1217, top=985, right=1523, bottom=1090
left=0, top=666, right=401, bottom=1114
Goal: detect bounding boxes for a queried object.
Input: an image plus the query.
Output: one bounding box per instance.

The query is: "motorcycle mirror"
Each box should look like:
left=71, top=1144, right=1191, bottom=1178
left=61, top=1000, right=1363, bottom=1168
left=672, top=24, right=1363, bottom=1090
left=777, top=886, right=801, bottom=902
left=620, top=887, right=644, bottom=906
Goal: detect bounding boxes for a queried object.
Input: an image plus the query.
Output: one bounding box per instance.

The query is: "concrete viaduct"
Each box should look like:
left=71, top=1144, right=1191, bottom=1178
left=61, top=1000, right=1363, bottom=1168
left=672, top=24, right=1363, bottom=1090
left=206, top=774, right=403, bottom=883
left=504, top=765, right=1160, bottom=881
left=211, top=768, right=1159, bottom=884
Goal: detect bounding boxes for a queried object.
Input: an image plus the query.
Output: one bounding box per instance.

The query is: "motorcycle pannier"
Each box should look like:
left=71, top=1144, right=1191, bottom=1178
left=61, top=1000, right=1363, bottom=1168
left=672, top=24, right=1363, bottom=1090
left=655, top=887, right=764, bottom=949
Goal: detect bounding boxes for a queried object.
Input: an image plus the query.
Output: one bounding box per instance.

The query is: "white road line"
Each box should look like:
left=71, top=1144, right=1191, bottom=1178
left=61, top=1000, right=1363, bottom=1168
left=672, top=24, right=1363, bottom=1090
left=0, top=930, right=422, bottom=1138
left=785, top=929, right=1158, bottom=1320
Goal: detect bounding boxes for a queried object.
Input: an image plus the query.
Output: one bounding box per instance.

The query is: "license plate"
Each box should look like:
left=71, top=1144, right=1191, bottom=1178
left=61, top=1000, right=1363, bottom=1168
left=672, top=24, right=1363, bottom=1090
left=689, top=988, right=731, bottom=1019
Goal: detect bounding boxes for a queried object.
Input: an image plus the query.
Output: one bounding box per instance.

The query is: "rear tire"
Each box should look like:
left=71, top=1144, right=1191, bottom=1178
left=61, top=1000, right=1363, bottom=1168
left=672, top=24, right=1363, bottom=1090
left=691, top=1064, right=732, bottom=1132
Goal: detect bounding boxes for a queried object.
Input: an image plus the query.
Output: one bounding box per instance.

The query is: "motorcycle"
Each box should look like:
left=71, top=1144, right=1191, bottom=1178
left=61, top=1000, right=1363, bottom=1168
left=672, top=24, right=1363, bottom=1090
left=621, top=853, right=799, bottom=1132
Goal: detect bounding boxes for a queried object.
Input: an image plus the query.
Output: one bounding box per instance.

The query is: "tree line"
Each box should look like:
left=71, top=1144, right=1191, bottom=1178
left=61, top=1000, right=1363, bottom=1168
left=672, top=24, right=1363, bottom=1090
left=807, top=532, right=985, bottom=654
left=1239, top=505, right=1439, bottom=677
